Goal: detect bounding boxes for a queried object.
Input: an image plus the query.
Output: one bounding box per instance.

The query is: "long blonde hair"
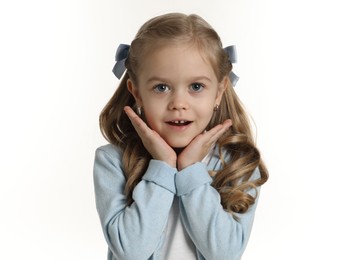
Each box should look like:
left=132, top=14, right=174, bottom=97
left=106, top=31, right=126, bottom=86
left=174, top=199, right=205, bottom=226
left=100, top=13, right=268, bottom=215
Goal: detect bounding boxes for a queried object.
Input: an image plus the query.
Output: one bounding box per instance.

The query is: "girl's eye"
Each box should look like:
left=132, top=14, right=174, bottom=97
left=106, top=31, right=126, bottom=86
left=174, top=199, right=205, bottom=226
left=190, top=83, right=204, bottom=92
left=154, top=84, right=170, bottom=93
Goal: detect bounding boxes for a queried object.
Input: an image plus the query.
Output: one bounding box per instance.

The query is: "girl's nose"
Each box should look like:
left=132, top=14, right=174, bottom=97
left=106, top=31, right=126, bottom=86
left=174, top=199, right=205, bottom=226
left=168, top=91, right=189, bottom=110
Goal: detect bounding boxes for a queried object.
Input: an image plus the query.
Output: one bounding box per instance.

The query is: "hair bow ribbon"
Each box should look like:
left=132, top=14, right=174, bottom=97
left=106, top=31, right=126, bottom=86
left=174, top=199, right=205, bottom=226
left=112, top=44, right=239, bottom=86
left=112, top=44, right=130, bottom=80
left=224, top=45, right=239, bottom=86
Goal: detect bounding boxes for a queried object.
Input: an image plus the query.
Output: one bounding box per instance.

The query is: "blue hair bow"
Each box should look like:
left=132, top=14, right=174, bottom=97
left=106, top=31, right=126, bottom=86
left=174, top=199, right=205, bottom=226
left=112, top=43, right=239, bottom=86
left=112, top=44, right=130, bottom=80
left=224, top=45, right=239, bottom=86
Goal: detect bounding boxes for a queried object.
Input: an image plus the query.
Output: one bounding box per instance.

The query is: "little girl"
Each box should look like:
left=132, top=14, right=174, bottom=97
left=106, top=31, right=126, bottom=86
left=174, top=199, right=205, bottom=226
left=94, top=13, right=268, bottom=260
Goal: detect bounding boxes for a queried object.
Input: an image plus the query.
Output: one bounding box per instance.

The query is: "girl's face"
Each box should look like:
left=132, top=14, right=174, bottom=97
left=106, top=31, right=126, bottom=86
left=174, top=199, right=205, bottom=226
left=128, top=43, right=227, bottom=148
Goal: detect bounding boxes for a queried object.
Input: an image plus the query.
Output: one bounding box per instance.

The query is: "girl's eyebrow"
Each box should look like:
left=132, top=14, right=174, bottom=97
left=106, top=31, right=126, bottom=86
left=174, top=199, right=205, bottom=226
left=189, top=76, right=212, bottom=82
left=146, top=76, right=170, bottom=83
left=146, top=76, right=212, bottom=83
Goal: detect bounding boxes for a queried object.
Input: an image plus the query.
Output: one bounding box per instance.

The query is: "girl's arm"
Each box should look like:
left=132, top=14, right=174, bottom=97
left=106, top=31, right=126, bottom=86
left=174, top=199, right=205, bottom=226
left=176, top=163, right=261, bottom=260
left=93, top=144, right=176, bottom=259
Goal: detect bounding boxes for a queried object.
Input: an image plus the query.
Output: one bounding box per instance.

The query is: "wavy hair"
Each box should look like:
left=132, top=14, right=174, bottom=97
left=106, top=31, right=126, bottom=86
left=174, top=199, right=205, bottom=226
left=99, top=13, right=268, bottom=215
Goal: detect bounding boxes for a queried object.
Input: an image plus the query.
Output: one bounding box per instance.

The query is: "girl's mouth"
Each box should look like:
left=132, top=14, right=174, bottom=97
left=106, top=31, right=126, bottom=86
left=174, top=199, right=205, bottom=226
left=167, top=120, right=192, bottom=126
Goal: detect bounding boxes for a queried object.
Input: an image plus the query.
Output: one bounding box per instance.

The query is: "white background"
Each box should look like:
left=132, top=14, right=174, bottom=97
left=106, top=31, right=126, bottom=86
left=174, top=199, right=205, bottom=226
left=1, top=0, right=355, bottom=259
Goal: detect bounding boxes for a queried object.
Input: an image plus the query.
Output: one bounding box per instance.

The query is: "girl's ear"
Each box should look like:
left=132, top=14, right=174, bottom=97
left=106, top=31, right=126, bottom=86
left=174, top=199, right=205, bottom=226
left=127, top=79, right=142, bottom=106
left=215, top=76, right=228, bottom=105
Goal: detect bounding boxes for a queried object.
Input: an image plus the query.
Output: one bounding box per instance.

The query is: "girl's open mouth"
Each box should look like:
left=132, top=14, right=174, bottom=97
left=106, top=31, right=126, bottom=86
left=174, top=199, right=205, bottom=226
left=167, top=120, right=192, bottom=126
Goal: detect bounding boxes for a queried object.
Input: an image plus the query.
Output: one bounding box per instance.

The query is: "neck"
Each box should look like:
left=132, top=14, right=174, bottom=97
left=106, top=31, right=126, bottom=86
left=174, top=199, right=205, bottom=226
left=174, top=147, right=184, bottom=155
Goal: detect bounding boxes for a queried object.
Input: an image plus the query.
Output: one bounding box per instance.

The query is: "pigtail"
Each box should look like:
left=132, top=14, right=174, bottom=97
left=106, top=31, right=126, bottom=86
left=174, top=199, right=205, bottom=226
left=211, top=85, right=268, bottom=216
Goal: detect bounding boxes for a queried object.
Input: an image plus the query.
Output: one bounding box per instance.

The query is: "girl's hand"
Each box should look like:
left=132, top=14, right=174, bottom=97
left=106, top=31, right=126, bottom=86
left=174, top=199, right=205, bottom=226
left=124, top=106, right=177, bottom=168
left=177, top=119, right=232, bottom=171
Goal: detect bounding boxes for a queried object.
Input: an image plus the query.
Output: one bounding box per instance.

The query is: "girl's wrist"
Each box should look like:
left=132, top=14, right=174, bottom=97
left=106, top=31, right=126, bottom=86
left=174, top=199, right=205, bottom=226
left=157, top=155, right=176, bottom=168
left=167, top=159, right=177, bottom=169
left=177, top=160, right=194, bottom=171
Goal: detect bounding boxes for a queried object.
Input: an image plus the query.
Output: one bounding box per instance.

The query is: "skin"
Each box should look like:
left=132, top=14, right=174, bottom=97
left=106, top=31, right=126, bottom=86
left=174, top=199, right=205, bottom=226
left=125, top=43, right=232, bottom=170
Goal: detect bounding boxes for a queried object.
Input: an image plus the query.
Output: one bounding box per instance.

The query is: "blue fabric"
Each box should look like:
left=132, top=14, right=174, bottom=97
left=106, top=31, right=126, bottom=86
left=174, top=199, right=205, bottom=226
left=93, top=144, right=261, bottom=260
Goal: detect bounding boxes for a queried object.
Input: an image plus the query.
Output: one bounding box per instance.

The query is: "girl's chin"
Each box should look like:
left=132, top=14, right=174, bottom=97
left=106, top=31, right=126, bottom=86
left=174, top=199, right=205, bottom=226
left=165, top=138, right=192, bottom=149
left=168, top=141, right=191, bottom=149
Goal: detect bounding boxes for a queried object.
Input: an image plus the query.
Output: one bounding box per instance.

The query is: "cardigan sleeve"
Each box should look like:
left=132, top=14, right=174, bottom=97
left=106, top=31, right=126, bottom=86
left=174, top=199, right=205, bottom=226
left=93, top=144, right=176, bottom=260
left=175, top=162, right=261, bottom=260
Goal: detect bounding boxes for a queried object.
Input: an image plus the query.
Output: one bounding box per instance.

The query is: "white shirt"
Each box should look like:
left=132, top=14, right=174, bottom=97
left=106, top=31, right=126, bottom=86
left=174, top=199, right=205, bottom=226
left=161, top=196, right=197, bottom=260
left=161, top=148, right=215, bottom=259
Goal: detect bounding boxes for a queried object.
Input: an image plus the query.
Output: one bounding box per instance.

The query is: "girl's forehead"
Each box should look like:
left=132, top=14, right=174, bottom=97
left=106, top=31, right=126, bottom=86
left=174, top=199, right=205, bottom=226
left=137, top=43, right=218, bottom=84
left=139, top=41, right=215, bottom=69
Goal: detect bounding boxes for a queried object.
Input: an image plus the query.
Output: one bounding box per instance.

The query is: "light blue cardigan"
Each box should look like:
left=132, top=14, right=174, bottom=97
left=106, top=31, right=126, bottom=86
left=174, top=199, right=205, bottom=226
left=93, top=144, right=260, bottom=260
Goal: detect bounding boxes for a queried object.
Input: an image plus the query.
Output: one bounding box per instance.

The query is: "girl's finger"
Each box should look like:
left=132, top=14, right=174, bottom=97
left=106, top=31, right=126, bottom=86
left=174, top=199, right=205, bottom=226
left=124, top=106, right=151, bottom=137
left=203, top=119, right=232, bottom=143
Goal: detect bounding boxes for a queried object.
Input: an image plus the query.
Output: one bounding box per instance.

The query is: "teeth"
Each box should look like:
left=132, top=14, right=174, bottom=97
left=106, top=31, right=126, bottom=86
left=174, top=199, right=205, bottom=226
left=172, top=120, right=186, bottom=124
